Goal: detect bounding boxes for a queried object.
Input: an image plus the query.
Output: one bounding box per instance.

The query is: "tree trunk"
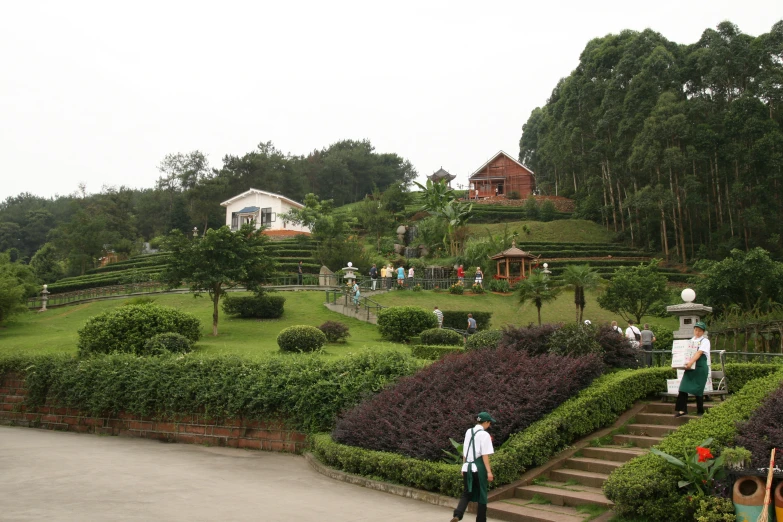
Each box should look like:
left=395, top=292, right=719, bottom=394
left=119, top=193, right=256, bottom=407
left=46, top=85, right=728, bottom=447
left=211, top=285, right=221, bottom=336
left=537, top=304, right=542, bottom=326
left=617, top=180, right=625, bottom=233
left=605, top=161, right=618, bottom=233
left=660, top=206, right=669, bottom=262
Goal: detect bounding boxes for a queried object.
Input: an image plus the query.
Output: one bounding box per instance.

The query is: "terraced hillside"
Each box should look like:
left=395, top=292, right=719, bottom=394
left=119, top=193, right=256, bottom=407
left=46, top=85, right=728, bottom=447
left=46, top=237, right=320, bottom=294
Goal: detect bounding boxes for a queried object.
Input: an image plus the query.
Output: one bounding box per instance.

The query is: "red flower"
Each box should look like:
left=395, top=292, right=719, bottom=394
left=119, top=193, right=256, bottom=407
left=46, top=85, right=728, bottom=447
left=696, top=446, right=713, bottom=462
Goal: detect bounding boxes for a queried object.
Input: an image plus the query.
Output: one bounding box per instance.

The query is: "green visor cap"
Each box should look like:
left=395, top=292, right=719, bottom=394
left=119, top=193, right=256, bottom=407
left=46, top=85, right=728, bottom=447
left=477, top=412, right=497, bottom=423
left=694, top=321, right=707, bottom=330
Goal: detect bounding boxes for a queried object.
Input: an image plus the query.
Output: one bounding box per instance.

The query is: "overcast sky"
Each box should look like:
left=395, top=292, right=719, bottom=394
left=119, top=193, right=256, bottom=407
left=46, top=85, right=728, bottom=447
left=1, top=1, right=780, bottom=201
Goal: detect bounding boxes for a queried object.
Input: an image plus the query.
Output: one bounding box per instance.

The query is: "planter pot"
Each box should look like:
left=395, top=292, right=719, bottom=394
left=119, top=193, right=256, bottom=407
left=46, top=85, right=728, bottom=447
left=733, top=476, right=768, bottom=522
left=775, top=480, right=783, bottom=522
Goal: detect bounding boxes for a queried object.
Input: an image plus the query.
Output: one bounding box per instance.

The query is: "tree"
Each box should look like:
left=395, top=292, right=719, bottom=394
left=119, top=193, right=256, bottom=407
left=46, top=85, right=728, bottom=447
left=0, top=253, right=37, bottom=325
left=517, top=269, right=561, bottom=325
left=414, top=179, right=474, bottom=255
left=163, top=224, right=276, bottom=336
left=353, top=189, right=395, bottom=252
left=29, top=243, right=64, bottom=284
left=597, top=261, right=669, bottom=324
left=560, top=264, right=604, bottom=323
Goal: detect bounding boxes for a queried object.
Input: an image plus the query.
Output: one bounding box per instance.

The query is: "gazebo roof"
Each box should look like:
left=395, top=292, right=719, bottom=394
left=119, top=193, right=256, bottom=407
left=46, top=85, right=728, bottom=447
left=428, top=168, right=456, bottom=182
left=490, top=240, right=536, bottom=260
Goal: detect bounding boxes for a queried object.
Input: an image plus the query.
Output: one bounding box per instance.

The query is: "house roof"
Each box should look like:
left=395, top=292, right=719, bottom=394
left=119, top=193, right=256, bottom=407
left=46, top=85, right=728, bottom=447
left=220, top=189, right=305, bottom=209
left=237, top=206, right=260, bottom=214
left=468, top=151, right=535, bottom=180
left=490, top=240, right=537, bottom=260
left=427, top=168, right=456, bottom=182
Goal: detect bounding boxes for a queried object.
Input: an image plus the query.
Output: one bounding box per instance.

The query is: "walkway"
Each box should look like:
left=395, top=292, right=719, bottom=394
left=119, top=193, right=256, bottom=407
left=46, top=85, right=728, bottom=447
left=0, top=426, right=499, bottom=521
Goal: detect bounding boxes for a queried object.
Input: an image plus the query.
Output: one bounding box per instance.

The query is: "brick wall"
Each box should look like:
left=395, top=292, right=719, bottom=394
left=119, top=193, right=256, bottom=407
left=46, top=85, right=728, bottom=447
left=0, top=373, right=308, bottom=452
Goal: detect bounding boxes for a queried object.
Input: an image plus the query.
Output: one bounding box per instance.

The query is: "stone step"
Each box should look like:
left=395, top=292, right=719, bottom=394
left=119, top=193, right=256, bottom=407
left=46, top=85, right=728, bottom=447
left=564, top=457, right=623, bottom=474
left=549, top=469, right=610, bottom=489
left=625, top=423, right=677, bottom=438
left=515, top=483, right=613, bottom=508
left=612, top=434, right=663, bottom=448
left=580, top=446, right=646, bottom=463
left=635, top=412, right=690, bottom=426
left=487, top=498, right=587, bottom=522
left=643, top=402, right=715, bottom=415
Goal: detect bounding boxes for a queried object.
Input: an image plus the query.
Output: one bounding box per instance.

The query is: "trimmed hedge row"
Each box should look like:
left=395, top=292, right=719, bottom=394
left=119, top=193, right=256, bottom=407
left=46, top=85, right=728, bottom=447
left=441, top=311, right=492, bottom=331
left=312, top=367, right=673, bottom=495
left=85, top=258, right=171, bottom=274
left=418, top=328, right=463, bottom=346
left=48, top=269, right=162, bottom=293
left=410, top=345, right=464, bottom=360
left=603, top=366, right=783, bottom=522
left=0, top=351, right=424, bottom=433
left=222, top=294, right=286, bottom=319
left=277, top=262, right=321, bottom=273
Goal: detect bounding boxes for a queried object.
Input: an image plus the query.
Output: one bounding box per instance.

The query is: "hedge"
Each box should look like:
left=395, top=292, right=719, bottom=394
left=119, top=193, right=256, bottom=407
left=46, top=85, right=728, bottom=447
left=222, top=294, right=286, bottom=319
left=418, top=328, right=463, bottom=346
left=603, top=366, right=783, bottom=522
left=277, top=325, right=327, bottom=352
left=410, top=344, right=464, bottom=360
left=0, top=351, right=424, bottom=433
left=441, top=311, right=492, bottom=331
left=376, top=306, right=438, bottom=342
left=312, top=366, right=673, bottom=495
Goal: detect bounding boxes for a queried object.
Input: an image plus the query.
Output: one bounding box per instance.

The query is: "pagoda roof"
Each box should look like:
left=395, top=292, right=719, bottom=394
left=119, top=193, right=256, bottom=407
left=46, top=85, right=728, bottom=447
left=490, top=240, right=537, bottom=260
left=427, top=168, right=456, bottom=182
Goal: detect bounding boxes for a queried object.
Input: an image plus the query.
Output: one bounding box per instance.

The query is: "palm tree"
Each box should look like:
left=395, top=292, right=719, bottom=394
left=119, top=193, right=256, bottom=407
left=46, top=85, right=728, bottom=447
left=517, top=270, right=560, bottom=325
left=560, top=264, right=604, bottom=323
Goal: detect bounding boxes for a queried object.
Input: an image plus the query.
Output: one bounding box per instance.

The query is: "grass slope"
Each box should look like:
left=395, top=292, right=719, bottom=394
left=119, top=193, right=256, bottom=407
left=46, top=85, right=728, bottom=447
left=467, top=219, right=614, bottom=243
left=0, top=292, right=404, bottom=359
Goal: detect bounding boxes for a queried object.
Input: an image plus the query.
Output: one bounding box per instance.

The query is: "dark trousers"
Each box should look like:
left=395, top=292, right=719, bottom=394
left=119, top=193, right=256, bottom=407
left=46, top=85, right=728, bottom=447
left=675, top=391, right=704, bottom=415
left=641, top=344, right=653, bottom=367
left=297, top=273, right=303, bottom=285
left=453, top=472, right=487, bottom=522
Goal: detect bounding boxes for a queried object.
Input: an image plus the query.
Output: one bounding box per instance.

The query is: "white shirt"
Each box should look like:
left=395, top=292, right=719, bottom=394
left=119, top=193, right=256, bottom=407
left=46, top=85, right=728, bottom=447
left=690, top=336, right=711, bottom=359
left=625, top=326, right=640, bottom=342
left=461, top=425, right=494, bottom=473
left=408, top=268, right=414, bottom=278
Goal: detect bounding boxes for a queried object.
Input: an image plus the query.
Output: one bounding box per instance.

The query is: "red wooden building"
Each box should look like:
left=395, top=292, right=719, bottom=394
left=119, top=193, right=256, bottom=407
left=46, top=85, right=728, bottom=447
left=468, top=151, right=535, bottom=199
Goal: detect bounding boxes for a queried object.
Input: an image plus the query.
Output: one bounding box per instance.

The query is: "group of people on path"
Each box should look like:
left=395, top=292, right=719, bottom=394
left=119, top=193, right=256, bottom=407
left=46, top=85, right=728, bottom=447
left=456, top=264, right=483, bottom=288
left=609, top=319, right=656, bottom=367
left=368, top=263, right=415, bottom=290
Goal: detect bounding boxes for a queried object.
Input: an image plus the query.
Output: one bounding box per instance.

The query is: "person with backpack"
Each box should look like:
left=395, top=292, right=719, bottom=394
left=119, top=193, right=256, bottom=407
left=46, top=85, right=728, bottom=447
left=369, top=264, right=378, bottom=291
left=625, top=320, right=641, bottom=349
left=450, top=412, right=497, bottom=522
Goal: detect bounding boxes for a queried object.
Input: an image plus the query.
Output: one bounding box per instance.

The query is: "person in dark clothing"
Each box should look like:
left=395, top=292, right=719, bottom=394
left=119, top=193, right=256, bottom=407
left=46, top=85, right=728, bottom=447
left=297, top=261, right=303, bottom=285
left=369, top=264, right=378, bottom=291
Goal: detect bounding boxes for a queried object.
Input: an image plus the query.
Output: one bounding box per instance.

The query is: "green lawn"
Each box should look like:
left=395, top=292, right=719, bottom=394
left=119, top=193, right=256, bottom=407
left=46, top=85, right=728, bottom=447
left=372, top=289, right=677, bottom=331
left=0, top=292, right=405, bottom=359
left=467, top=219, right=614, bottom=243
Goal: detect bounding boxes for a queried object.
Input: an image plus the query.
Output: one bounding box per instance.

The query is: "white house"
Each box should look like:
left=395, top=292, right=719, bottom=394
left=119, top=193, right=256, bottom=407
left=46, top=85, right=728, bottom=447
left=220, top=189, right=311, bottom=237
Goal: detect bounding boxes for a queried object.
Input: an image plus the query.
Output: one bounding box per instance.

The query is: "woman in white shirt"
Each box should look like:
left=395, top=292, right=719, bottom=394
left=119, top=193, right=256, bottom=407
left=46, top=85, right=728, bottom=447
left=675, top=321, right=711, bottom=417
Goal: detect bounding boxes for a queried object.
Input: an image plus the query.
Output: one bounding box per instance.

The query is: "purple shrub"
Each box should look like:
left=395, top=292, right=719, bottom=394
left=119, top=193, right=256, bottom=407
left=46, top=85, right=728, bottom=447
left=332, top=348, right=604, bottom=461
left=734, top=384, right=783, bottom=468
left=499, top=323, right=561, bottom=355
left=596, top=324, right=641, bottom=369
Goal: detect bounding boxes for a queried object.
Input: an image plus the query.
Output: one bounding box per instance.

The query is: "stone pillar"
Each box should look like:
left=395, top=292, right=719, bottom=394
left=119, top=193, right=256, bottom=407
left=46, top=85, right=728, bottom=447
left=666, top=288, right=712, bottom=340
left=39, top=284, right=49, bottom=312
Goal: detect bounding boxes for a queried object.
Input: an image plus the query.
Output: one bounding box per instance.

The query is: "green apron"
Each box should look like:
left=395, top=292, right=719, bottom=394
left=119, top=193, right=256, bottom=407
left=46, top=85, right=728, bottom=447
left=679, top=339, right=709, bottom=397
left=465, top=428, right=489, bottom=504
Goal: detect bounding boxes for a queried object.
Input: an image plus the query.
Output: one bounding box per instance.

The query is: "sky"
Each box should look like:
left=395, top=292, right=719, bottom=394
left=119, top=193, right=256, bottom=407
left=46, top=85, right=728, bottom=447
left=1, top=0, right=781, bottom=201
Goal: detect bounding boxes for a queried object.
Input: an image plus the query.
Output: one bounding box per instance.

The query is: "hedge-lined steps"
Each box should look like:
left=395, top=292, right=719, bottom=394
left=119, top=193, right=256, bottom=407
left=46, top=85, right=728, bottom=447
left=485, top=401, right=716, bottom=522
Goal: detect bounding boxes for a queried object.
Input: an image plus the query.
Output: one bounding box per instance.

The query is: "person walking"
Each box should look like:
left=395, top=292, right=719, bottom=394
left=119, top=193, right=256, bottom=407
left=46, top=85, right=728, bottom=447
left=466, top=313, right=477, bottom=337
left=675, top=321, right=710, bottom=417
left=474, top=267, right=484, bottom=289
left=297, top=261, right=303, bottom=286
left=396, top=265, right=405, bottom=288
left=369, top=264, right=378, bottom=291
left=433, top=306, right=444, bottom=329
left=386, top=264, right=394, bottom=289
left=380, top=264, right=387, bottom=288
left=352, top=280, right=360, bottom=309
left=457, top=264, right=465, bottom=286
left=408, top=266, right=415, bottom=286
left=611, top=321, right=623, bottom=335
left=451, top=412, right=497, bottom=522
left=625, top=320, right=641, bottom=349
left=640, top=323, right=656, bottom=367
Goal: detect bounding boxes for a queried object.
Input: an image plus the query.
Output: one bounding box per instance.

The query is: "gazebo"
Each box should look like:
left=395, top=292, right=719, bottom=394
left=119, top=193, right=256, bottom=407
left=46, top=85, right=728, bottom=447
left=427, top=167, right=456, bottom=187
left=490, top=241, right=539, bottom=282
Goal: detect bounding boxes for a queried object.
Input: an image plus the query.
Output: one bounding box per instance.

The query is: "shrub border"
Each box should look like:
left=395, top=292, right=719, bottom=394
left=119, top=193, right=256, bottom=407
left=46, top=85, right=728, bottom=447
left=410, top=345, right=464, bottom=360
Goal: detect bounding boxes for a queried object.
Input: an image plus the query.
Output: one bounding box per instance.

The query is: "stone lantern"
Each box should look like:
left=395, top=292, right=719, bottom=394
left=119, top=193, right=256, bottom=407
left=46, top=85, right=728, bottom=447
left=342, top=262, right=357, bottom=288
left=40, top=284, right=50, bottom=312
left=666, top=288, right=712, bottom=340
left=541, top=263, right=552, bottom=277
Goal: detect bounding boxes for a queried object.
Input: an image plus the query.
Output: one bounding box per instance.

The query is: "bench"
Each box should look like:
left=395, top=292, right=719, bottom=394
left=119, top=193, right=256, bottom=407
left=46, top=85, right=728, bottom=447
left=660, top=351, right=728, bottom=402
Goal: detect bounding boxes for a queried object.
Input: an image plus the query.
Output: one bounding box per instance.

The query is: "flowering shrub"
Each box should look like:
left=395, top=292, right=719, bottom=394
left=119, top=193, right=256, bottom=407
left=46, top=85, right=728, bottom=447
left=332, top=348, right=604, bottom=461
left=650, top=438, right=726, bottom=495
left=449, top=283, right=464, bottom=295
left=471, top=283, right=485, bottom=294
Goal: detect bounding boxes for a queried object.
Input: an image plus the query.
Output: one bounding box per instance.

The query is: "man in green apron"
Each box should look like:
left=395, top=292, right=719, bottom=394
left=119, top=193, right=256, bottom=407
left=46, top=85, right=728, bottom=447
left=451, top=411, right=496, bottom=522
left=675, top=321, right=711, bottom=417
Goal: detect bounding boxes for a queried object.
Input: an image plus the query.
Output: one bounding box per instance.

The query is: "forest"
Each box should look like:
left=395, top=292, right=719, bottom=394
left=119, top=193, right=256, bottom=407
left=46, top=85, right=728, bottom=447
left=0, top=139, right=415, bottom=276
left=519, top=21, right=783, bottom=263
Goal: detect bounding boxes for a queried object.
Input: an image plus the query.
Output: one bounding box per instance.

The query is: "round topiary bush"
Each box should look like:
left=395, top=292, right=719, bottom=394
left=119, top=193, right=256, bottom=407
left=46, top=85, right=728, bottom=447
left=77, top=304, right=202, bottom=356
left=318, top=321, right=350, bottom=343
left=277, top=325, right=327, bottom=352
left=419, top=328, right=463, bottom=346
left=376, top=306, right=438, bottom=343
left=141, top=332, right=194, bottom=356
left=465, top=329, right=503, bottom=351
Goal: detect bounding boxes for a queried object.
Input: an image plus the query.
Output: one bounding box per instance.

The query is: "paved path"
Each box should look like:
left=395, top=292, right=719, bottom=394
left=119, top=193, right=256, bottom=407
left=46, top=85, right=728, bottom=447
left=0, top=426, right=499, bottom=521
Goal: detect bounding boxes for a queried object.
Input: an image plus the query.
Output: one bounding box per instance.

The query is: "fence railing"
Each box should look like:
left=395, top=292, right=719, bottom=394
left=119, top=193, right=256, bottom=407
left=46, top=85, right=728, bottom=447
left=27, top=282, right=176, bottom=309
left=648, top=350, right=783, bottom=366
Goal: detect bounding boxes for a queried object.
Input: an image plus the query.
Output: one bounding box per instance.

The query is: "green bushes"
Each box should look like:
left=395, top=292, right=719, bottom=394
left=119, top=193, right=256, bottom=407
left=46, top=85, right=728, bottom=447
left=77, top=304, right=201, bottom=356
left=277, top=325, right=327, bottom=352
left=441, top=311, right=492, bottom=331
left=418, top=328, right=463, bottom=346
left=464, top=330, right=503, bottom=351
left=312, top=367, right=673, bottom=495
left=487, top=279, right=510, bottom=293
left=0, top=351, right=424, bottom=432
left=723, top=363, right=781, bottom=392
left=376, top=306, right=437, bottom=342
left=142, top=333, right=194, bottom=355
left=603, top=367, right=783, bottom=522
left=410, top=345, right=464, bottom=360
left=221, top=293, right=286, bottom=319
left=318, top=321, right=350, bottom=343
left=547, top=323, right=601, bottom=357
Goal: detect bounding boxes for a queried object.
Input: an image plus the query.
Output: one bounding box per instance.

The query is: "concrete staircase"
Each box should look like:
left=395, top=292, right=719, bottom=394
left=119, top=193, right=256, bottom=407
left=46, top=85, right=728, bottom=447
left=485, top=401, right=713, bottom=522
